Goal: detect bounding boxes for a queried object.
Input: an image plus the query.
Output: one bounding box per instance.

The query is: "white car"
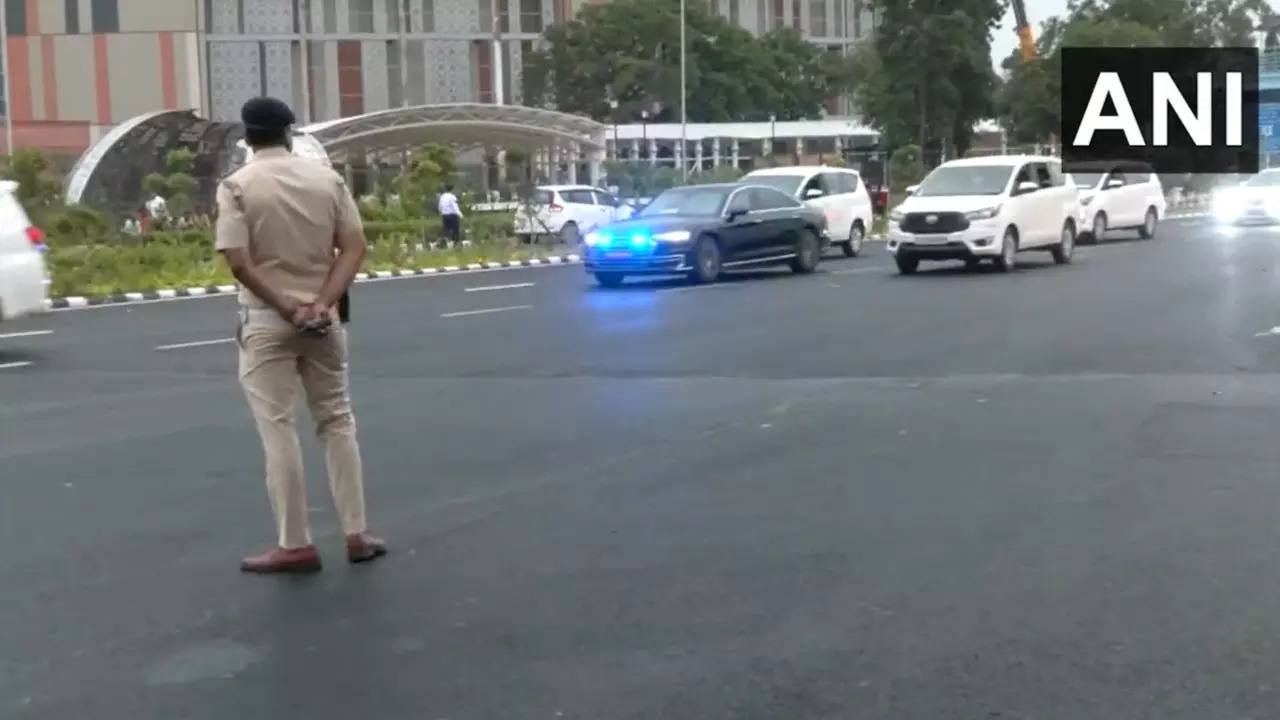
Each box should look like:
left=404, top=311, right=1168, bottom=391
left=1212, top=169, right=1280, bottom=225
left=741, top=165, right=874, bottom=257
left=886, top=155, right=1081, bottom=274
left=0, top=182, right=48, bottom=322
left=513, top=185, right=635, bottom=243
left=1069, top=163, right=1164, bottom=242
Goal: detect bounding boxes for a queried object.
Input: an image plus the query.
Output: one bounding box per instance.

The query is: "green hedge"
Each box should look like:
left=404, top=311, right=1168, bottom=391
left=42, top=212, right=557, bottom=298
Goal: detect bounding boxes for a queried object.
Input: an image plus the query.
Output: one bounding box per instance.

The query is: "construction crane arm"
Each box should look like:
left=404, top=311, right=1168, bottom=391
left=1010, top=0, right=1036, bottom=62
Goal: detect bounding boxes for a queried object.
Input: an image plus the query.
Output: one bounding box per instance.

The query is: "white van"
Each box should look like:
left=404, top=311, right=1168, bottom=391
left=512, top=185, right=634, bottom=243
left=886, top=155, right=1082, bottom=274
left=0, top=182, right=48, bottom=322
left=741, top=166, right=874, bottom=257
left=1068, top=163, right=1165, bottom=242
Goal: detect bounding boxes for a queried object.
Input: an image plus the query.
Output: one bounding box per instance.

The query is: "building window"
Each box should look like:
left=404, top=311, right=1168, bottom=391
left=4, top=0, right=25, bottom=34
left=385, top=0, right=400, bottom=31
left=832, top=0, right=843, bottom=37
left=90, top=0, right=118, bottom=33
left=519, top=0, right=542, bottom=32
left=65, top=0, right=80, bottom=33
left=497, top=0, right=510, bottom=32
left=350, top=0, right=375, bottom=32
left=729, top=0, right=739, bottom=25
left=771, top=0, right=783, bottom=29
left=791, top=0, right=801, bottom=29
left=323, top=0, right=338, bottom=33
left=386, top=40, right=404, bottom=107
left=809, top=0, right=825, bottom=36
left=421, top=0, right=435, bottom=32
left=337, top=41, right=364, bottom=116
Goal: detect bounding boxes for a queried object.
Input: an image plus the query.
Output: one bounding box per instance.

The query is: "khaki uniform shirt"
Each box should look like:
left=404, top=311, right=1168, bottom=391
left=214, top=147, right=362, bottom=309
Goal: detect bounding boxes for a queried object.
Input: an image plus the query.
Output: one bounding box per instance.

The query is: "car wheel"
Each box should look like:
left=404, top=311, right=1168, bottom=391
left=1052, top=220, right=1075, bottom=264
left=993, top=227, right=1018, bottom=272
left=842, top=221, right=865, bottom=257
left=594, top=272, right=625, bottom=287
left=790, top=229, right=822, bottom=273
left=1087, top=212, right=1106, bottom=245
left=560, top=222, right=580, bottom=244
left=895, top=254, right=919, bottom=275
left=1139, top=207, right=1158, bottom=239
left=688, top=236, right=721, bottom=284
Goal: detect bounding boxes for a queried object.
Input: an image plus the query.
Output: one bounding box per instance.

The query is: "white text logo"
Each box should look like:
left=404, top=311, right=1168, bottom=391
left=1071, top=71, right=1242, bottom=147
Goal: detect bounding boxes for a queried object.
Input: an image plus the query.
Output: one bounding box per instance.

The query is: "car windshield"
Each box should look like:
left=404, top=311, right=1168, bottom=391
left=639, top=187, right=729, bottom=216
left=1069, top=173, right=1105, bottom=188
left=1244, top=172, right=1280, bottom=187
left=914, top=165, right=1013, bottom=197
left=741, top=175, right=802, bottom=196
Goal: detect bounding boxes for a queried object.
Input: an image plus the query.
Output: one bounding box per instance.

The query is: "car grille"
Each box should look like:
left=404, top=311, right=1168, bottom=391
left=900, top=212, right=969, bottom=234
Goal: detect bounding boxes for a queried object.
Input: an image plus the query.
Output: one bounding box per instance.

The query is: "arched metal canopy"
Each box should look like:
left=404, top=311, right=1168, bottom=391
left=299, top=103, right=607, bottom=161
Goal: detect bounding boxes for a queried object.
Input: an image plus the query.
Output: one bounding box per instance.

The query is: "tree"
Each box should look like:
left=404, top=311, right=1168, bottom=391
left=995, top=0, right=1273, bottom=142
left=393, top=143, right=457, bottom=216
left=0, top=149, right=64, bottom=225
left=522, top=0, right=851, bottom=122
left=849, top=0, right=1001, bottom=156
left=142, top=148, right=198, bottom=218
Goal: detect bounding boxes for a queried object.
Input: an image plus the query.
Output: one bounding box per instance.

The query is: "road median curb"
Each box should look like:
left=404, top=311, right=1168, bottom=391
left=46, top=253, right=583, bottom=310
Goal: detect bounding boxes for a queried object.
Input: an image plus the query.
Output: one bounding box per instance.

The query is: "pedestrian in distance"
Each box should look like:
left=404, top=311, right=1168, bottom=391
left=215, top=95, right=387, bottom=574
left=438, top=184, right=463, bottom=247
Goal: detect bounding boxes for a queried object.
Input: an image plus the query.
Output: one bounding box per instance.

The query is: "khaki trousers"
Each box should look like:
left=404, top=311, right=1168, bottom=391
left=238, top=307, right=367, bottom=549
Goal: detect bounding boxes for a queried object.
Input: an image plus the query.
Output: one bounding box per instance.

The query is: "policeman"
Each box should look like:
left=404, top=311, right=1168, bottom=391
left=216, top=96, right=387, bottom=573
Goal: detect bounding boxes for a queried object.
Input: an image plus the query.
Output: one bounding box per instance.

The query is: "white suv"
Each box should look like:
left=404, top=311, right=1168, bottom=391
left=741, top=165, right=874, bottom=257
left=512, top=185, right=634, bottom=244
left=887, top=155, right=1082, bottom=274
left=1068, top=163, right=1165, bottom=243
left=0, top=182, right=48, bottom=322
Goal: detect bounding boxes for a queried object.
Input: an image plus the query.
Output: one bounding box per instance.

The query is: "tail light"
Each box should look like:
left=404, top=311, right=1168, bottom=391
left=548, top=203, right=564, bottom=212
left=26, top=226, right=44, bottom=246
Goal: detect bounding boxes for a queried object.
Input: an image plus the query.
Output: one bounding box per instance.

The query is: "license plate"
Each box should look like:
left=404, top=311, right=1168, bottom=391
left=605, top=251, right=631, bottom=258
left=912, top=235, right=950, bottom=245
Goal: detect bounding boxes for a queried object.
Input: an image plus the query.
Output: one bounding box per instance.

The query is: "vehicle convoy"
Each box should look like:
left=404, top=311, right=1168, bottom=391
left=886, top=155, right=1081, bottom=274
left=513, top=185, right=634, bottom=244
left=0, top=182, right=49, bottom=323
left=1068, top=161, right=1164, bottom=242
left=1212, top=168, right=1280, bottom=225
left=740, top=165, right=874, bottom=257
left=582, top=183, right=830, bottom=286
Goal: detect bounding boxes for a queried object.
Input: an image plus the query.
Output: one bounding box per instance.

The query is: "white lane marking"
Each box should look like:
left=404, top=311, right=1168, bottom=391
left=155, top=338, right=236, bottom=351
left=1255, top=326, right=1280, bottom=337
left=0, top=361, right=32, bottom=370
left=440, top=304, right=532, bottom=318
left=0, top=330, right=53, bottom=339
left=465, top=282, right=535, bottom=293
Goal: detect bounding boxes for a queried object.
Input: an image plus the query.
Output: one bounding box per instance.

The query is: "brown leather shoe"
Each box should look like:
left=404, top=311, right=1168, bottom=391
left=240, top=545, right=322, bottom=574
left=346, top=532, right=388, bottom=564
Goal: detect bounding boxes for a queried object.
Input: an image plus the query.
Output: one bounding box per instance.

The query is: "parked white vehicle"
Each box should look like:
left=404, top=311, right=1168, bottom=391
left=741, top=165, right=874, bottom=257
left=513, top=185, right=635, bottom=243
left=886, top=155, right=1081, bottom=274
left=1069, top=163, right=1164, bottom=242
left=0, top=182, right=49, bottom=322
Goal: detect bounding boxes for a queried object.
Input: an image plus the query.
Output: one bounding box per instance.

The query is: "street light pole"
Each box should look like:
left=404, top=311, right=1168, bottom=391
left=679, top=0, right=688, bottom=180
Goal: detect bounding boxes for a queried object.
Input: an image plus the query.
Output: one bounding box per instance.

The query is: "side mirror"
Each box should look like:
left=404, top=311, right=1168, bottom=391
left=905, top=185, right=919, bottom=196
left=1104, top=178, right=1123, bottom=189
left=804, top=188, right=825, bottom=199
left=1015, top=181, right=1039, bottom=195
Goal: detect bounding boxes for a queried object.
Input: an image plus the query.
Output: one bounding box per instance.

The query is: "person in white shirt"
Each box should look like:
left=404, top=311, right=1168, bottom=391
left=437, top=186, right=462, bottom=247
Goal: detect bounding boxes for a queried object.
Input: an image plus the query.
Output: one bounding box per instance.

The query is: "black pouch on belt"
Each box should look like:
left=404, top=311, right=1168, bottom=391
left=338, top=290, right=350, bottom=323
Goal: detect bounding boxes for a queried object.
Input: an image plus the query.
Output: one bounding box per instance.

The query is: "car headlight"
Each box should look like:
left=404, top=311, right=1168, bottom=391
left=584, top=231, right=604, bottom=245
left=964, top=206, right=1000, bottom=220
left=888, top=209, right=904, bottom=222
left=653, top=230, right=691, bottom=243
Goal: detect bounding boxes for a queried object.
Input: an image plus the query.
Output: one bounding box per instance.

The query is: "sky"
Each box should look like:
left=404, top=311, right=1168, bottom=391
left=989, top=0, right=1072, bottom=68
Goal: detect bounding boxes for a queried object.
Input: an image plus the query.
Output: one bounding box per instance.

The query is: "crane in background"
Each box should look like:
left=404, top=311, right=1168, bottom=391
left=1010, top=0, right=1038, bottom=62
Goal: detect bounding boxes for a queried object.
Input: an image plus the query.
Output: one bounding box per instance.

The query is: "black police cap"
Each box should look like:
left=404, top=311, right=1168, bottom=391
left=241, top=96, right=296, bottom=131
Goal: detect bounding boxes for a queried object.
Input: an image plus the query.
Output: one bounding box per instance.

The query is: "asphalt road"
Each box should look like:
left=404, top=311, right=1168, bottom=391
left=7, top=216, right=1280, bottom=719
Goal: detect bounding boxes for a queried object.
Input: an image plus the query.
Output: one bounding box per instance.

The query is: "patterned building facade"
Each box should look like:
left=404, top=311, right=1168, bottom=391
left=3, top=0, right=877, bottom=155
